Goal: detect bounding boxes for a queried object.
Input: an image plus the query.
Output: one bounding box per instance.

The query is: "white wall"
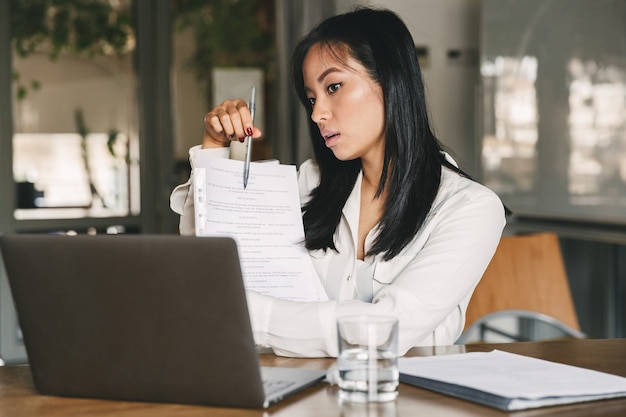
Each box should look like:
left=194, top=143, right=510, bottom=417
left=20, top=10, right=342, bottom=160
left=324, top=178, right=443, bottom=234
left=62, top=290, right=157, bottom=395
left=337, top=0, right=482, bottom=173
left=13, top=53, right=135, bottom=135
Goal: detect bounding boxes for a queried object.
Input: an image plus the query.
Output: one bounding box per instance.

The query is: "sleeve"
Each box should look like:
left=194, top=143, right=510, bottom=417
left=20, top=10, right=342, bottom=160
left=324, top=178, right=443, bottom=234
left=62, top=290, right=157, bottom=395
left=247, top=186, right=506, bottom=358
left=169, top=146, right=230, bottom=235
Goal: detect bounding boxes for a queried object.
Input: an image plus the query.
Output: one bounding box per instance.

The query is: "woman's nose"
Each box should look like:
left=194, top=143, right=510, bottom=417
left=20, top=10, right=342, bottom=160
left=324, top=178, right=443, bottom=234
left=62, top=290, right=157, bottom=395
left=310, top=98, right=331, bottom=123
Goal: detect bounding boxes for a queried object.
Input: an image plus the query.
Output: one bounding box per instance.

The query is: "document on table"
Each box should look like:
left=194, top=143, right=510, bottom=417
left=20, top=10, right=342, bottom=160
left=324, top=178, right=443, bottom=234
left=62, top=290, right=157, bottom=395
left=398, top=350, right=626, bottom=411
left=193, top=153, right=328, bottom=302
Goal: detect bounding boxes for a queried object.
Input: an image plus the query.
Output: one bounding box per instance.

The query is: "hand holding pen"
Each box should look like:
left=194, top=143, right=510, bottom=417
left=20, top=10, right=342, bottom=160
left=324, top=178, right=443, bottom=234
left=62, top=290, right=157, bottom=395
left=201, top=90, right=261, bottom=154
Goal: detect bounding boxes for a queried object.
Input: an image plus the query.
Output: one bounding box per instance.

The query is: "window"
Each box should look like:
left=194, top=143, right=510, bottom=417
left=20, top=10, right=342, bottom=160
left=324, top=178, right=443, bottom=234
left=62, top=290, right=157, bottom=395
left=11, top=0, right=140, bottom=222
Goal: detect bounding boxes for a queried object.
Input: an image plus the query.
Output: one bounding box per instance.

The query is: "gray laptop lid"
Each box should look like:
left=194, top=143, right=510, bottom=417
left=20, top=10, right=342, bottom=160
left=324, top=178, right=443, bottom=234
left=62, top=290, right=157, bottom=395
left=0, top=234, right=325, bottom=408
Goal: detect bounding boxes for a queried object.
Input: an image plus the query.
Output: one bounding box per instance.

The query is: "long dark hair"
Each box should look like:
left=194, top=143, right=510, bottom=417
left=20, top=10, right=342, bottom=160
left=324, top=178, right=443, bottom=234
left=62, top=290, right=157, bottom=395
left=292, top=7, right=464, bottom=260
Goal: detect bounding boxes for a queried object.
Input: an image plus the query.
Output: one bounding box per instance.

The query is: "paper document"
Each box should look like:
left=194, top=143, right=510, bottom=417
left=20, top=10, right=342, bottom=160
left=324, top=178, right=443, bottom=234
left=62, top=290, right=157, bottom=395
left=193, top=153, right=328, bottom=302
left=398, top=350, right=626, bottom=411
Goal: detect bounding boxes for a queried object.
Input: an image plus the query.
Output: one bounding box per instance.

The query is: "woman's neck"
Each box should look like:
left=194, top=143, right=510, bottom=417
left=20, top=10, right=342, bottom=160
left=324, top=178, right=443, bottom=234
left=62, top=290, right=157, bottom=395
left=360, top=154, right=386, bottom=193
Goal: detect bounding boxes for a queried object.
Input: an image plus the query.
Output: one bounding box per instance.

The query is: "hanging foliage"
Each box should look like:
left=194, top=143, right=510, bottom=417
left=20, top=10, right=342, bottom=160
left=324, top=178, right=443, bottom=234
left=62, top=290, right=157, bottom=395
left=11, top=0, right=133, bottom=99
left=11, top=0, right=274, bottom=103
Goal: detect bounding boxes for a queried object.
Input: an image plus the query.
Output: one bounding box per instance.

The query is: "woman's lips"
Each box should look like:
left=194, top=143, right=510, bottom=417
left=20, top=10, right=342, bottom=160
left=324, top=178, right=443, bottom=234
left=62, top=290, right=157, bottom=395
left=321, top=129, right=340, bottom=148
left=324, top=133, right=340, bottom=147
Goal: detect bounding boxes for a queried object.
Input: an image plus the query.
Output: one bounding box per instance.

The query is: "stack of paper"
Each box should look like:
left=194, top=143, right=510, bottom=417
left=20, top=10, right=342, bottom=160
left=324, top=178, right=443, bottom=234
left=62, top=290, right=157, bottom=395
left=193, top=153, right=327, bottom=302
left=398, top=350, right=626, bottom=411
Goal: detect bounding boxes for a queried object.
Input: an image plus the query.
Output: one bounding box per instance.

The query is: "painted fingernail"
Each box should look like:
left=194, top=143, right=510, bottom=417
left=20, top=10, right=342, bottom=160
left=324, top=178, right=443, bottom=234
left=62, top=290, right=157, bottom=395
left=246, top=127, right=253, bottom=137
left=239, top=137, right=245, bottom=143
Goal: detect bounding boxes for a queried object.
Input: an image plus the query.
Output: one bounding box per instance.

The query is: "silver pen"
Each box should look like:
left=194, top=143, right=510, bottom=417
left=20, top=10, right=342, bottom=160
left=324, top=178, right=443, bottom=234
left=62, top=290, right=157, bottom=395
left=243, top=86, right=256, bottom=189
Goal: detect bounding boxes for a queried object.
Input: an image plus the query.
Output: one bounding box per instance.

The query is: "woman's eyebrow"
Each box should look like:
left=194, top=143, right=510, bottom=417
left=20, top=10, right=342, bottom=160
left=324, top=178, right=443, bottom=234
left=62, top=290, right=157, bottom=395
left=317, top=67, right=342, bottom=83
left=304, top=67, right=344, bottom=92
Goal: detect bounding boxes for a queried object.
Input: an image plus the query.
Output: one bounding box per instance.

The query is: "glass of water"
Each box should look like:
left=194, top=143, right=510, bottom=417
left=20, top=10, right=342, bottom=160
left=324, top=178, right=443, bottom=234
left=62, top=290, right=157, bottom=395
left=336, top=315, right=399, bottom=402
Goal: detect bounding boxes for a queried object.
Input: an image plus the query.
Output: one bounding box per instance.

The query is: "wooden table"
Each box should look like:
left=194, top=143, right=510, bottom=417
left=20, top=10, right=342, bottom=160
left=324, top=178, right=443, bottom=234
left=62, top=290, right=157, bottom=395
left=0, top=339, right=624, bottom=416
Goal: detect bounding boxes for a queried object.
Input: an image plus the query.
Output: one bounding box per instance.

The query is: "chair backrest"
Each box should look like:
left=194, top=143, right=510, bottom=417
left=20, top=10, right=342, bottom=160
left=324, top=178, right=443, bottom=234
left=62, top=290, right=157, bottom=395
left=464, top=232, right=580, bottom=332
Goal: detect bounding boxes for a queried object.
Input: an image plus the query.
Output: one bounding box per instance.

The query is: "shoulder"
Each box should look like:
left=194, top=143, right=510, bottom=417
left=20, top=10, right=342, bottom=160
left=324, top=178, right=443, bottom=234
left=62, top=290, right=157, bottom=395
left=434, top=166, right=505, bottom=221
left=437, top=153, right=502, bottom=208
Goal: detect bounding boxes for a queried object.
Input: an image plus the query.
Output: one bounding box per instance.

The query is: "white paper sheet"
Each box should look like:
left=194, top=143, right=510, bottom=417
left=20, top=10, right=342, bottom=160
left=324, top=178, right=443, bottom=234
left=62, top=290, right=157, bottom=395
left=398, top=350, right=626, bottom=411
left=193, top=153, right=328, bottom=302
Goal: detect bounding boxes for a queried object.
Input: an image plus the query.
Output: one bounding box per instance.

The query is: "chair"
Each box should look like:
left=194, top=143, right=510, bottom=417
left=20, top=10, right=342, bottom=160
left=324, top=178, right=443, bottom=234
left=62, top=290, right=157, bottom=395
left=457, top=232, right=586, bottom=344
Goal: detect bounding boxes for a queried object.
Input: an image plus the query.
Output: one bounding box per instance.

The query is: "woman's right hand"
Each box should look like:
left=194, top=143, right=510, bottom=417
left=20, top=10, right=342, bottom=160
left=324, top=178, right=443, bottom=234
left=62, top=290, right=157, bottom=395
left=202, top=99, right=263, bottom=149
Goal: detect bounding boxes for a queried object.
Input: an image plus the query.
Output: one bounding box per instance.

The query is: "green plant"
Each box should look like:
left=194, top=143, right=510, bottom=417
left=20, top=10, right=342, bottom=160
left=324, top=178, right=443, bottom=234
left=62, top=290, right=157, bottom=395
left=11, top=0, right=275, bottom=104
left=11, top=0, right=133, bottom=100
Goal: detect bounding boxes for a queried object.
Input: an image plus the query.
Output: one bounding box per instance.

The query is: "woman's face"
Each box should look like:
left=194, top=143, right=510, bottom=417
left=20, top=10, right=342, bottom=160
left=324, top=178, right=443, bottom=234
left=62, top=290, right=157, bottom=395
left=302, top=43, right=385, bottom=163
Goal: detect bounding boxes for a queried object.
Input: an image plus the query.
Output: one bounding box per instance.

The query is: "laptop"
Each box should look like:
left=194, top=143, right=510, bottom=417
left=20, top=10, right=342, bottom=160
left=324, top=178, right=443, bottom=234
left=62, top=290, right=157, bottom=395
left=0, top=233, right=327, bottom=409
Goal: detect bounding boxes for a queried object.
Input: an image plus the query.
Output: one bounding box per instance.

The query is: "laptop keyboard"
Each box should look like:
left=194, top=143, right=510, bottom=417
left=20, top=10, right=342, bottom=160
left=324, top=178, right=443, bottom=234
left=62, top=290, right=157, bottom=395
left=262, top=378, right=297, bottom=396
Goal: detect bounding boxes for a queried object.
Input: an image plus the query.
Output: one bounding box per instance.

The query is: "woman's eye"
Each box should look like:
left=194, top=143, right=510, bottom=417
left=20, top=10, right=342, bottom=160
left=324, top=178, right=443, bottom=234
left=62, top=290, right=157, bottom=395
left=308, top=97, right=316, bottom=106
left=327, top=82, right=342, bottom=94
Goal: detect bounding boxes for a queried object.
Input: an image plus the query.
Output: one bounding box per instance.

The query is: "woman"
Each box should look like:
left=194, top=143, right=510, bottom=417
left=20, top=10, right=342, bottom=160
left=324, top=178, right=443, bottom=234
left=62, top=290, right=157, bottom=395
left=171, top=7, right=507, bottom=357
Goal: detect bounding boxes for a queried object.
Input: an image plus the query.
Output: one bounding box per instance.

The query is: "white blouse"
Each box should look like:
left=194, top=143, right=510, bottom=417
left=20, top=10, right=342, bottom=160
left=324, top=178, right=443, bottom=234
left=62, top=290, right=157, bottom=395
left=170, top=146, right=506, bottom=357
